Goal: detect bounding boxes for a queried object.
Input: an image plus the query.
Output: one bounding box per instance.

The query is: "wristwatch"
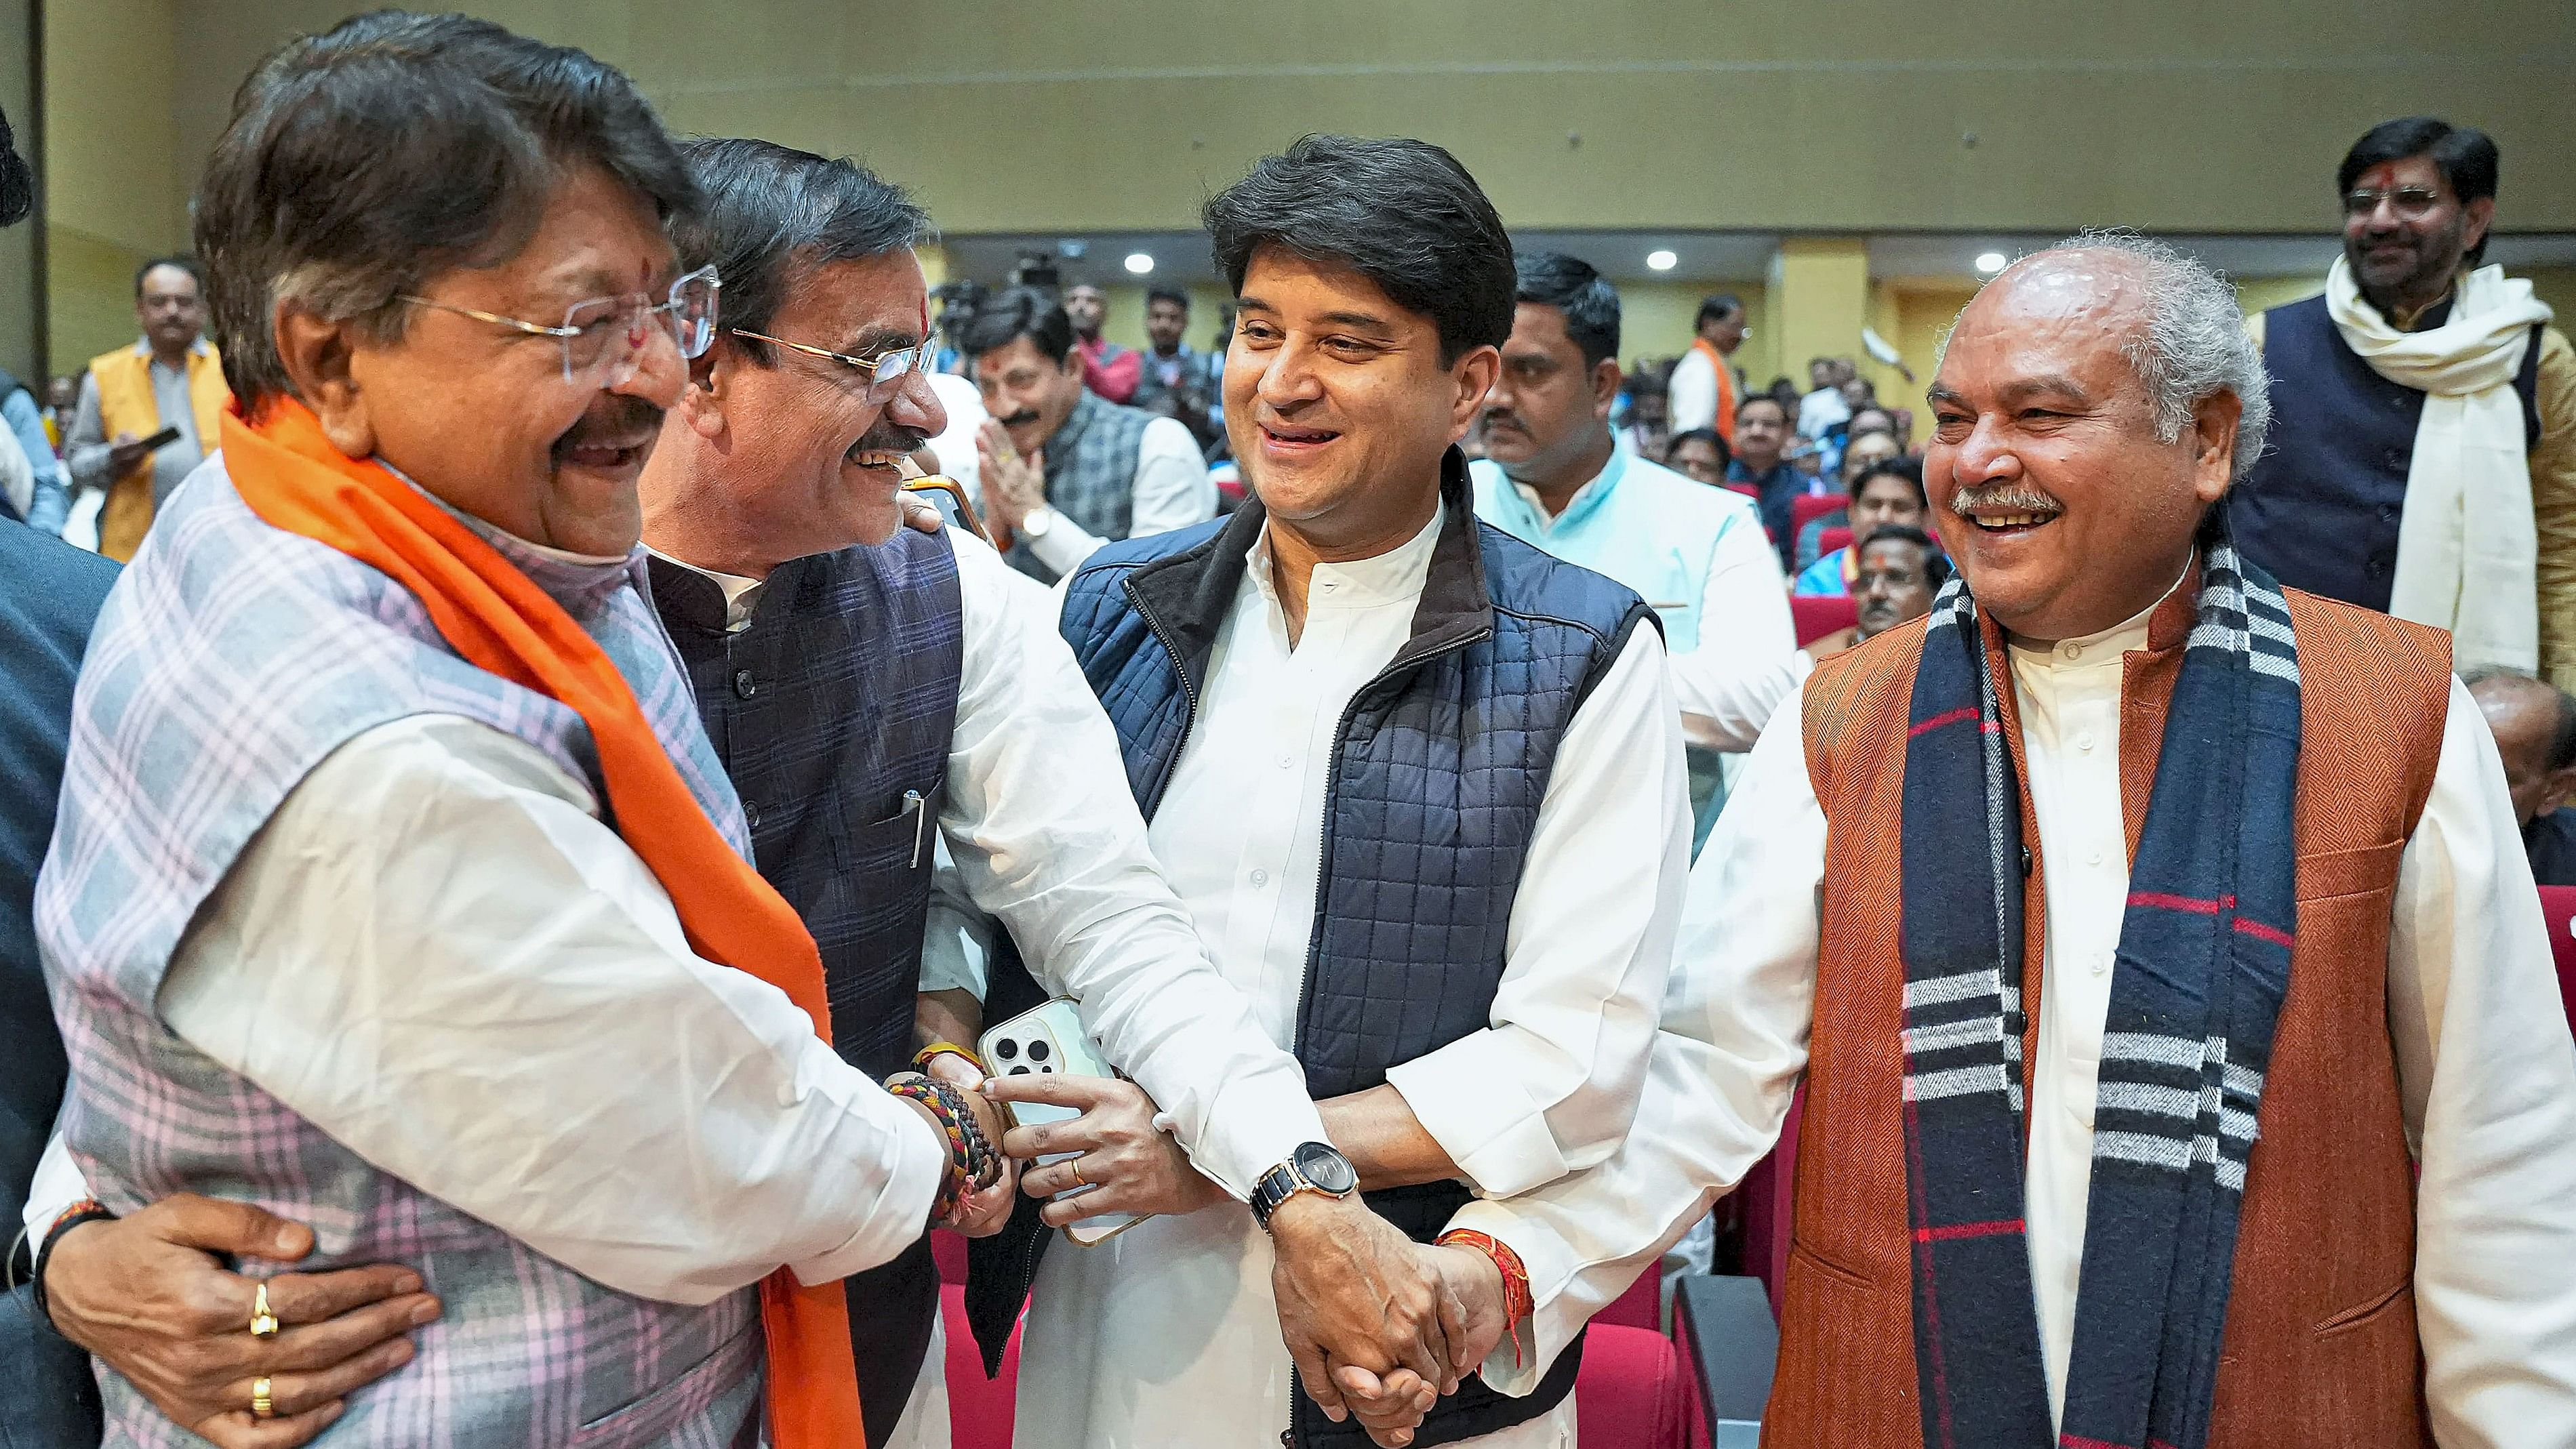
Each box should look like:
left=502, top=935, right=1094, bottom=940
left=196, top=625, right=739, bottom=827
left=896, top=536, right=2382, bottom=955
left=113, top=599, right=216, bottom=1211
left=1249, top=1141, right=1358, bottom=1231
left=1018, top=505, right=1058, bottom=539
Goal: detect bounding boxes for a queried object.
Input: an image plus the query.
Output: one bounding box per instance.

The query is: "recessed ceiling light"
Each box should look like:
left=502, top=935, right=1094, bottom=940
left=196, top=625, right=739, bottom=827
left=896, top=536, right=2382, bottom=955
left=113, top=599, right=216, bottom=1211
left=1123, top=251, right=1154, bottom=275
left=1646, top=249, right=1678, bottom=272
left=1974, top=251, right=2008, bottom=275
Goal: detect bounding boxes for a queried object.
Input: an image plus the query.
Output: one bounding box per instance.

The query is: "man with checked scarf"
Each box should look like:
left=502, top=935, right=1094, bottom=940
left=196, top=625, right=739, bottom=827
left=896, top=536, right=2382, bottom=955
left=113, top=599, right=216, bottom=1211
left=1430, top=232, right=2576, bottom=1448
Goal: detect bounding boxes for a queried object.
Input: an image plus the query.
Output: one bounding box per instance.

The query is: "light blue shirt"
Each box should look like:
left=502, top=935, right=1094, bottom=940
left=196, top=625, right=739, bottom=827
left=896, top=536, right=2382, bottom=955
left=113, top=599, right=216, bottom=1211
left=0, top=388, right=67, bottom=534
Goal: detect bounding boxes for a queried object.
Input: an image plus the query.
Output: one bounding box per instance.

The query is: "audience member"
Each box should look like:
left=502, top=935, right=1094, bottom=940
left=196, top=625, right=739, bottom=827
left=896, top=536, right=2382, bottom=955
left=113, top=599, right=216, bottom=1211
left=1800, top=523, right=1949, bottom=655
left=1455, top=230, right=2576, bottom=1448
left=2232, top=117, right=2576, bottom=689
left=1130, top=286, right=1218, bottom=418
left=1615, top=363, right=1668, bottom=457
left=1470, top=249, right=1803, bottom=846
left=62, top=258, right=230, bottom=560
left=1794, top=455, right=1925, bottom=594
left=35, top=18, right=1018, bottom=1445
left=1847, top=404, right=1896, bottom=443
left=2465, top=666, right=2576, bottom=886
left=962, top=285, right=1213, bottom=582
left=974, top=136, right=1687, bottom=1449
left=1796, top=354, right=1854, bottom=440
left=43, top=375, right=77, bottom=453
left=1790, top=427, right=1907, bottom=569
left=1765, top=375, right=1802, bottom=420
left=1061, top=281, right=1141, bottom=402
left=1727, top=392, right=1805, bottom=565
left=1668, top=293, right=1746, bottom=443
left=0, top=363, right=66, bottom=534
left=1664, top=426, right=1729, bottom=487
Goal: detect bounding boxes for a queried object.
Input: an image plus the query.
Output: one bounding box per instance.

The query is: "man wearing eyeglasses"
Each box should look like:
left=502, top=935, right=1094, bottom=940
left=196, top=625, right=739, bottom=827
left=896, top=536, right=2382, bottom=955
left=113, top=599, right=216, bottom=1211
left=27, top=19, right=1018, bottom=1449
left=2232, top=115, right=2576, bottom=690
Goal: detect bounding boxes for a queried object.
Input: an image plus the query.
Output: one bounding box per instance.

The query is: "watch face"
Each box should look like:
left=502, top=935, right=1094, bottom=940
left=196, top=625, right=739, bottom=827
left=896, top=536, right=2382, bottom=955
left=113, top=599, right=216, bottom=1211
left=1293, top=1141, right=1357, bottom=1196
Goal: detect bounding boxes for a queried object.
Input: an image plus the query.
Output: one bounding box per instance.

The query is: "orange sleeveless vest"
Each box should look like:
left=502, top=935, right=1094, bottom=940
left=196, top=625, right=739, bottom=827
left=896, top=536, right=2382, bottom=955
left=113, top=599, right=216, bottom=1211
left=1771, top=578, right=2450, bottom=1448
left=88, top=342, right=230, bottom=562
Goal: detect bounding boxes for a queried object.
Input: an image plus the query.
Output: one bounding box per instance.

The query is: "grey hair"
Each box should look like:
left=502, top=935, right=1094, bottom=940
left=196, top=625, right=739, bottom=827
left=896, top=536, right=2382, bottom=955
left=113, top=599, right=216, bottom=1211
left=1941, top=229, right=2270, bottom=481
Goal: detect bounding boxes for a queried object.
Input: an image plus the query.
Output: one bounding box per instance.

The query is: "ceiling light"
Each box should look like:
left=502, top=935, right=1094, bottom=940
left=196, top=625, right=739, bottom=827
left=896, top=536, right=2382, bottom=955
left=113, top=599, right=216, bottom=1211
left=1974, top=251, right=2008, bottom=276
left=1123, top=251, right=1154, bottom=275
left=1645, top=249, right=1678, bottom=272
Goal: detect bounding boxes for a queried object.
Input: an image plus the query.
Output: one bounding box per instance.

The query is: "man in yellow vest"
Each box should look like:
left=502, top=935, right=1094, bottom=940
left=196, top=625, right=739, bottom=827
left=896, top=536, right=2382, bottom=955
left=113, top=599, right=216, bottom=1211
left=64, top=258, right=230, bottom=560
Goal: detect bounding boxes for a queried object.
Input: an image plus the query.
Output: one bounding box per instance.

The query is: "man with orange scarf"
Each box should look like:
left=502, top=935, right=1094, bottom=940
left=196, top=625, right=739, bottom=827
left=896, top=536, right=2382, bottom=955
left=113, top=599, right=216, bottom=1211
left=35, top=14, right=1002, bottom=1448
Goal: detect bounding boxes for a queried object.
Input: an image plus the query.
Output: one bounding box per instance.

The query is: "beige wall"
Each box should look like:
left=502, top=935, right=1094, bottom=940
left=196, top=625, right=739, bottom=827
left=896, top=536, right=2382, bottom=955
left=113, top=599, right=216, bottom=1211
left=45, top=0, right=184, bottom=375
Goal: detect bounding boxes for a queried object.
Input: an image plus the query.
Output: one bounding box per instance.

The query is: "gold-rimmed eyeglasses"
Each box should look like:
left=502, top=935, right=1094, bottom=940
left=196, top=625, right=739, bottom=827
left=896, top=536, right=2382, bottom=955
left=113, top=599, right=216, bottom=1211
left=729, top=327, right=937, bottom=404
left=2343, top=186, right=2447, bottom=220
left=399, top=264, right=721, bottom=384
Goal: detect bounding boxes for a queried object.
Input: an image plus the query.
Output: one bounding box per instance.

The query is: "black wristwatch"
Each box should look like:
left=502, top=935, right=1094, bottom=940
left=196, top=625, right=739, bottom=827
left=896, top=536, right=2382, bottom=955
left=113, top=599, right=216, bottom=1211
left=1249, top=1141, right=1358, bottom=1231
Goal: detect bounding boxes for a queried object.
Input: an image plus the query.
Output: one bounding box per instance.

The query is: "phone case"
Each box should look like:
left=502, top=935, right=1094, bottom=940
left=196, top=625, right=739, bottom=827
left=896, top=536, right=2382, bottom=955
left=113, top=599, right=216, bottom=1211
left=979, top=997, right=1146, bottom=1246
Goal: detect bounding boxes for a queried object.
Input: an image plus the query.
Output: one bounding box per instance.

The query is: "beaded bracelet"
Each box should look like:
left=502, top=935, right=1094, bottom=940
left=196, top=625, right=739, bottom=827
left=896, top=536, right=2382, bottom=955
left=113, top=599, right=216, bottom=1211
left=1436, top=1228, right=1535, bottom=1366
left=885, top=1076, right=999, bottom=1219
left=31, top=1199, right=112, bottom=1330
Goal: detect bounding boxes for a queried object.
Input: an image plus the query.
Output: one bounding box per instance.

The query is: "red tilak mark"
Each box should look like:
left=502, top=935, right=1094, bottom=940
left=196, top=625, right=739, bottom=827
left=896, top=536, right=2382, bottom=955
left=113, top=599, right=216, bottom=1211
left=1909, top=706, right=1980, bottom=739
left=1912, top=1219, right=2025, bottom=1243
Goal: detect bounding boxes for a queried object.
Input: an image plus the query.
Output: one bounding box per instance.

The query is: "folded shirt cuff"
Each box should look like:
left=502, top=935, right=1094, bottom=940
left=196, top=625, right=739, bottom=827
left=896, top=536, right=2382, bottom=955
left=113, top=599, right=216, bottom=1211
left=1384, top=1030, right=1571, bottom=1198
left=1179, top=1086, right=1327, bottom=1204
left=788, top=1095, right=949, bottom=1288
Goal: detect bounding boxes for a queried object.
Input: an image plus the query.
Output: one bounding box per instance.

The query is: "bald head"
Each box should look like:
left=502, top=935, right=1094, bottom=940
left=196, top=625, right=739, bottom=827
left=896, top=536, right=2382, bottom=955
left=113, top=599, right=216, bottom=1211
left=2468, top=669, right=2576, bottom=825
left=1922, top=232, right=2263, bottom=643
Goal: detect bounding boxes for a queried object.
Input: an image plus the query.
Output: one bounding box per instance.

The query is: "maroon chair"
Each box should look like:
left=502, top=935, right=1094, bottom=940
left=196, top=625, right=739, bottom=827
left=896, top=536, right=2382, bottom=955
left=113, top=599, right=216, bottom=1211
left=942, top=1280, right=1022, bottom=1449
left=2536, top=885, right=2576, bottom=1040
left=1789, top=595, right=1857, bottom=647
left=1739, top=1084, right=1805, bottom=1315
left=1815, top=526, right=1854, bottom=560
left=1789, top=491, right=1847, bottom=542
left=1575, top=1324, right=1690, bottom=1448
left=1596, top=1262, right=1662, bottom=1331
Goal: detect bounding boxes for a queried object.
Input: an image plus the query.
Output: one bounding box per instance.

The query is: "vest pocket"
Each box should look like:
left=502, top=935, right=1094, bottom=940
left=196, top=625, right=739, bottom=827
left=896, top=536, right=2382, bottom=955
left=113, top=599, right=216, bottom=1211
left=1787, top=1236, right=1878, bottom=1293
left=2314, top=1278, right=2412, bottom=1338
left=2293, top=838, right=2404, bottom=901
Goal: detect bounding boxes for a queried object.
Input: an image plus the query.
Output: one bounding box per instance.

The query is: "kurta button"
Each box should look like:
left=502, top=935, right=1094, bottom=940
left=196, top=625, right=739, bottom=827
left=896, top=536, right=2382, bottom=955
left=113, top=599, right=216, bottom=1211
left=744, top=801, right=762, bottom=828
left=733, top=668, right=757, bottom=699
left=1250, top=869, right=1270, bottom=886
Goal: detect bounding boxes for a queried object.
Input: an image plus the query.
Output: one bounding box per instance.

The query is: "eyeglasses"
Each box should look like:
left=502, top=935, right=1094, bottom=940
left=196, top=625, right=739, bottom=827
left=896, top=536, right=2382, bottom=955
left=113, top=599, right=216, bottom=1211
left=2343, top=186, right=2447, bottom=220
left=399, top=264, right=721, bottom=384
left=729, top=328, right=937, bottom=403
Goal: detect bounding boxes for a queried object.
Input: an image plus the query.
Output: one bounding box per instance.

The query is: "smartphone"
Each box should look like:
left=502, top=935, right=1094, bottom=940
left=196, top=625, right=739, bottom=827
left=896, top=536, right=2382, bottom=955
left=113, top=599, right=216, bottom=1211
left=980, top=997, right=1146, bottom=1246
left=135, top=425, right=184, bottom=453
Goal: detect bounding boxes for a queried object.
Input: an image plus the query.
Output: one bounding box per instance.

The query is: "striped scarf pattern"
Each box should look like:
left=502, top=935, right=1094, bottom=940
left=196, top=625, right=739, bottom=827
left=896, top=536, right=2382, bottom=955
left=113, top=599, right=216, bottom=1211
left=1898, top=520, right=2301, bottom=1449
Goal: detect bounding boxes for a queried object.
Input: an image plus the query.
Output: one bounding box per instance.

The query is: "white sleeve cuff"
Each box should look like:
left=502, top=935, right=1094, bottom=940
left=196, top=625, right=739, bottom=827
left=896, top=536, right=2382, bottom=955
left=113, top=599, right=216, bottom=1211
left=1384, top=1030, right=1570, bottom=1198
left=1027, top=514, right=1106, bottom=577
left=788, top=1078, right=949, bottom=1287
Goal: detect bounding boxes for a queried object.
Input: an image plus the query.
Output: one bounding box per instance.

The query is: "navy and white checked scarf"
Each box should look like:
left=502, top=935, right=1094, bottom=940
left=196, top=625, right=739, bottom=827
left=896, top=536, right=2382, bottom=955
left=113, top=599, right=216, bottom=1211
left=1897, top=519, right=2301, bottom=1449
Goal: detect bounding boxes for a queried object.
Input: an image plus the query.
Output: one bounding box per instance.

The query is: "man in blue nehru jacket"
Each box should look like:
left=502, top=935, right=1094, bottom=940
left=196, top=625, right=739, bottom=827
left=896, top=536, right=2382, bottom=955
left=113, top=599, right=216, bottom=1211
left=973, top=135, right=1690, bottom=1448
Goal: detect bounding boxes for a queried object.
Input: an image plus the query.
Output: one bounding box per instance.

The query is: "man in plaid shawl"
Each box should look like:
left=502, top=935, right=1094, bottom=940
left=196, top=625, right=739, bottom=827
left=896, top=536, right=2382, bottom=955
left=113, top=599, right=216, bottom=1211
left=1433, top=234, right=2576, bottom=1448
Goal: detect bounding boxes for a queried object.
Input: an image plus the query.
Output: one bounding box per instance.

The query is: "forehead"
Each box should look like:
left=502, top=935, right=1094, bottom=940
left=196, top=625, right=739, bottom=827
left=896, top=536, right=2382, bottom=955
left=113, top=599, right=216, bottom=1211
left=2354, top=155, right=2451, bottom=196
left=1741, top=399, right=1785, bottom=423
left=1147, top=295, right=1187, bottom=311
left=1856, top=470, right=1914, bottom=500
left=140, top=266, right=199, bottom=298
left=1861, top=538, right=1927, bottom=569
left=1238, top=245, right=1426, bottom=335
left=975, top=333, right=1057, bottom=374
left=775, top=250, right=927, bottom=341
left=1937, top=253, right=2146, bottom=394
left=1067, top=286, right=1104, bottom=302
left=1504, top=301, right=1576, bottom=354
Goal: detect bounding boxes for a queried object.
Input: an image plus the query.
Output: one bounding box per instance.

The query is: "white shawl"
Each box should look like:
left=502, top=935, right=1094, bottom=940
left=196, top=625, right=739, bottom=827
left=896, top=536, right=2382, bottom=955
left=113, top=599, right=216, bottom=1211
left=2327, top=257, right=2554, bottom=673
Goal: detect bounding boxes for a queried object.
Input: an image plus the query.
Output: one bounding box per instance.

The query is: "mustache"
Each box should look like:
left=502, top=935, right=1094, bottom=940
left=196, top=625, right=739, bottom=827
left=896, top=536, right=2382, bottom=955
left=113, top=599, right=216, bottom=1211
left=1481, top=408, right=1527, bottom=433
left=554, top=396, right=664, bottom=454
left=997, top=409, right=1042, bottom=429
left=848, top=422, right=931, bottom=460
left=1949, top=483, right=2063, bottom=514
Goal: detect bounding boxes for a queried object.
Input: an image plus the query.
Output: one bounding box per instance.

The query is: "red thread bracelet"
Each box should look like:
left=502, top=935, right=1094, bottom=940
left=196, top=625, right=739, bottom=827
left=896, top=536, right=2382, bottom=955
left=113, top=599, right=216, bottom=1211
left=1437, top=1228, right=1534, bottom=1366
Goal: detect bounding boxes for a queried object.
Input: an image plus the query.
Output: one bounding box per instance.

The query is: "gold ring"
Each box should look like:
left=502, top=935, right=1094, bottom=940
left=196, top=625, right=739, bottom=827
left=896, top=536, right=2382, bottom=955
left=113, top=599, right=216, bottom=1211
left=249, top=1282, right=279, bottom=1339
left=1068, top=1158, right=1087, bottom=1187
left=251, top=1376, right=275, bottom=1418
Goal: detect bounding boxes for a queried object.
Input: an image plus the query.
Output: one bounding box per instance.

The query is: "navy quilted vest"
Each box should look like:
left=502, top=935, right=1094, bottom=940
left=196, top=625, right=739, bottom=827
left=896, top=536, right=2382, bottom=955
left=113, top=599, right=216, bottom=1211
left=649, top=531, right=964, bottom=1443
left=974, top=452, right=1651, bottom=1447
left=2231, top=291, right=2542, bottom=611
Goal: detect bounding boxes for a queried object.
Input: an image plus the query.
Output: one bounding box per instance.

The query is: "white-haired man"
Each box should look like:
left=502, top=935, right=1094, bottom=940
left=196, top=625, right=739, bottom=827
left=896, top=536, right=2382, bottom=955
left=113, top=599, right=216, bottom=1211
left=1422, top=233, right=2576, bottom=1449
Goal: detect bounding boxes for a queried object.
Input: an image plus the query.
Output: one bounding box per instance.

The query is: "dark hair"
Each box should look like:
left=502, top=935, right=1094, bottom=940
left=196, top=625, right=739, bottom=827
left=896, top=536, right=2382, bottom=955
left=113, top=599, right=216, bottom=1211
left=1849, top=406, right=1897, bottom=438
left=1738, top=392, right=1788, bottom=423
left=672, top=138, right=928, bottom=365
left=1145, top=287, right=1190, bottom=310
left=1695, top=293, right=1742, bottom=329
left=1858, top=523, right=1949, bottom=586
left=959, top=284, right=1076, bottom=365
left=0, top=103, right=29, bottom=230
left=195, top=10, right=696, bottom=417
left=1850, top=453, right=1927, bottom=509
left=1512, top=250, right=1619, bottom=367
left=1664, top=426, right=1729, bottom=470
left=134, top=257, right=204, bottom=296
left=2463, top=666, right=2576, bottom=771
left=2339, top=117, right=2500, bottom=264
left=1204, top=134, right=1514, bottom=365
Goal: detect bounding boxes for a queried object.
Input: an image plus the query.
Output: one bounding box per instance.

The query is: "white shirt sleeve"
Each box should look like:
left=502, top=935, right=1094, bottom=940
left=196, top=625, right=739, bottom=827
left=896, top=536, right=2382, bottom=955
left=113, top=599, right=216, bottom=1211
left=1382, top=625, right=1691, bottom=1197
left=1447, top=687, right=1818, bottom=1391
left=1024, top=416, right=1215, bottom=577
left=155, top=714, right=948, bottom=1305
left=2398, top=676, right=2576, bottom=1446
left=1670, top=506, right=1810, bottom=752
left=20, top=1127, right=87, bottom=1248
left=938, top=529, right=1325, bottom=1199
left=916, top=835, right=994, bottom=1000
left=1667, top=349, right=1718, bottom=436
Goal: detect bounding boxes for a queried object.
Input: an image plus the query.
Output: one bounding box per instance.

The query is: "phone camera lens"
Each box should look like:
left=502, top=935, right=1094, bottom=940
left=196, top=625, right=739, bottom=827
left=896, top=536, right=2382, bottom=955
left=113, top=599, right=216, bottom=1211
left=1009, top=1064, right=1030, bottom=1075
left=994, top=1039, right=1018, bottom=1060
left=1028, top=1040, right=1051, bottom=1063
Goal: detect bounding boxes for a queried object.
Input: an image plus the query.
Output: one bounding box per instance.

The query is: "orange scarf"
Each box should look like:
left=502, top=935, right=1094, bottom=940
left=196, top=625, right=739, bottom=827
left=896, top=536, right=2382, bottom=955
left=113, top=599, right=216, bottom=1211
left=1691, top=336, right=1739, bottom=447
left=222, top=399, right=868, bottom=1448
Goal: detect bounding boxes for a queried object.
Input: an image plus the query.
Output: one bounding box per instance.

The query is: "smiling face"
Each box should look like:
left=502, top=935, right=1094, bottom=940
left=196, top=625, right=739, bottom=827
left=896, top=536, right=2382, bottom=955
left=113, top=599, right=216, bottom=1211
left=974, top=333, right=1085, bottom=455
left=1847, top=466, right=1924, bottom=535
left=2343, top=153, right=2491, bottom=314
left=1480, top=300, right=1616, bottom=486
left=289, top=165, right=685, bottom=556
left=646, top=249, right=946, bottom=571
left=1923, top=250, right=2238, bottom=642
left=1225, top=245, right=1497, bottom=551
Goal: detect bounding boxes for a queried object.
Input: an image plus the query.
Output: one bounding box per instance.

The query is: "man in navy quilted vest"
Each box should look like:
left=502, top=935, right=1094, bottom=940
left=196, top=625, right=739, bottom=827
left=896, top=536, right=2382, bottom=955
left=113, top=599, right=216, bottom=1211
left=972, top=134, right=1691, bottom=1448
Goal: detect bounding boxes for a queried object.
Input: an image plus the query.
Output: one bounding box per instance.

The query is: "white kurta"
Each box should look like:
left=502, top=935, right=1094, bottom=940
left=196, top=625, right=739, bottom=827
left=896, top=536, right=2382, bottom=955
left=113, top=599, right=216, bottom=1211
left=1455, top=587, right=2576, bottom=1446
left=1012, top=504, right=1690, bottom=1449
left=29, top=527, right=1327, bottom=1300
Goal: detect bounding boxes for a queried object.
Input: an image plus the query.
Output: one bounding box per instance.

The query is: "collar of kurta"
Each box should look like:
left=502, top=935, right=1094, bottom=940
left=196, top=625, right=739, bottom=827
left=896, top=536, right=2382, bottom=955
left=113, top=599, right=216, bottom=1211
left=1121, top=445, right=1492, bottom=689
